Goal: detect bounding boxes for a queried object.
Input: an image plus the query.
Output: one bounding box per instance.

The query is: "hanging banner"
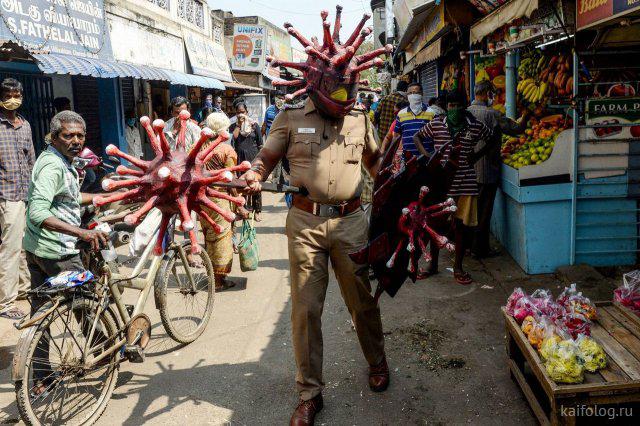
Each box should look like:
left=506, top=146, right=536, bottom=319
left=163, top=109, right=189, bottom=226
left=577, top=0, right=640, bottom=30
left=231, top=24, right=266, bottom=72
left=405, top=1, right=445, bottom=62
left=183, top=28, right=232, bottom=82
left=0, top=0, right=112, bottom=59
left=266, top=26, right=291, bottom=78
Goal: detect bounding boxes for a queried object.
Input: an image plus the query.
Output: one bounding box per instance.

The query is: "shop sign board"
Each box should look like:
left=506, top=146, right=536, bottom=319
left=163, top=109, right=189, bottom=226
left=577, top=0, right=640, bottom=30
left=405, top=1, right=445, bottom=62
left=183, top=28, right=232, bottom=82
left=0, top=0, right=113, bottom=58
left=231, top=24, right=266, bottom=72
left=290, top=47, right=307, bottom=76
left=108, top=15, right=184, bottom=72
left=266, top=26, right=291, bottom=78
left=467, top=0, right=510, bottom=15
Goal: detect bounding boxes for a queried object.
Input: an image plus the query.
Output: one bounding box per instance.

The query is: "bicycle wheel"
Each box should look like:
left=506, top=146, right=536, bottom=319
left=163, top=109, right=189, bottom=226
left=15, top=298, right=119, bottom=426
left=155, top=241, right=215, bottom=344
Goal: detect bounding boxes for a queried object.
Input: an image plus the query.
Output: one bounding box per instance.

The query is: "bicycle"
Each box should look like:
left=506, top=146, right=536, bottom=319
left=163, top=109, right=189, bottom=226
left=11, top=213, right=215, bottom=425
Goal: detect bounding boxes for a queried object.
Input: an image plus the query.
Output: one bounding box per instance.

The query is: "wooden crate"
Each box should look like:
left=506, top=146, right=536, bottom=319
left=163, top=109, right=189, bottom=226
left=504, top=302, right=640, bottom=425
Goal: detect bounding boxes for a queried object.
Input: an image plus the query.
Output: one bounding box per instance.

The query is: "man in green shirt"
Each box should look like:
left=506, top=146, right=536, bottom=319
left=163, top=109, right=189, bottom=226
left=23, top=111, right=108, bottom=309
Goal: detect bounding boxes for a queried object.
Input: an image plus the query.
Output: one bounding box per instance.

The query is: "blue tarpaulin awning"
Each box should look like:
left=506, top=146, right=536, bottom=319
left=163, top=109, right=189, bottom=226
left=33, top=53, right=225, bottom=89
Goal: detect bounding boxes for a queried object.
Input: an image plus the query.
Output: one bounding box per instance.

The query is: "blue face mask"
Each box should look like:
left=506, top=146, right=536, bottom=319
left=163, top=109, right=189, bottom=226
left=126, top=118, right=136, bottom=127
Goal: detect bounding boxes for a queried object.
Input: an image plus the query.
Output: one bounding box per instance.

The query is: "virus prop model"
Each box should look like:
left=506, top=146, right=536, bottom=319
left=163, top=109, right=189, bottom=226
left=350, top=139, right=462, bottom=299
left=268, top=5, right=393, bottom=118
left=93, top=110, right=250, bottom=255
left=386, top=187, right=457, bottom=277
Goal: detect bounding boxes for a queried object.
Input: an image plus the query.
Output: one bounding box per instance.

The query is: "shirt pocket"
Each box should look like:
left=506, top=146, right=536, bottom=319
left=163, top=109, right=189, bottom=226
left=290, top=133, right=320, bottom=162
left=343, top=136, right=365, bottom=164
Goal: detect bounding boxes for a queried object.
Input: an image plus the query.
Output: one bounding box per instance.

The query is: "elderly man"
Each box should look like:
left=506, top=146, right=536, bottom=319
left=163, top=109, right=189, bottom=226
left=164, top=96, right=202, bottom=151
left=23, top=111, right=108, bottom=309
left=0, top=78, right=35, bottom=320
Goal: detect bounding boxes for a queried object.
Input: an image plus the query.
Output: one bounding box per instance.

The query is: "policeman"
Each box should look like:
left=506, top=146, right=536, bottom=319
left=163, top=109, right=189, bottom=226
left=242, top=97, right=389, bottom=424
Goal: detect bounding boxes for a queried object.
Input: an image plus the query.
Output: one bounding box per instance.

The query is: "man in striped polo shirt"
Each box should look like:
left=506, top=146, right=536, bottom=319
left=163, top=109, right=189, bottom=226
left=393, top=83, right=434, bottom=158
left=413, top=92, right=493, bottom=285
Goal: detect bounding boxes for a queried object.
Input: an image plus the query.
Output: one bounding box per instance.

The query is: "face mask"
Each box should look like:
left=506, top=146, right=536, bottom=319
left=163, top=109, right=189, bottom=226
left=275, top=99, right=284, bottom=109
left=407, top=94, right=423, bottom=112
left=487, top=96, right=494, bottom=107
left=204, top=99, right=213, bottom=108
left=447, top=107, right=465, bottom=126
left=0, top=97, right=22, bottom=111
left=126, top=118, right=136, bottom=127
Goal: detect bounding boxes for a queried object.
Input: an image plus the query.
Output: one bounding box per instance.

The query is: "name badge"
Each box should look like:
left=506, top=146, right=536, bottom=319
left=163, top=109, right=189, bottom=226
left=297, top=128, right=316, bottom=134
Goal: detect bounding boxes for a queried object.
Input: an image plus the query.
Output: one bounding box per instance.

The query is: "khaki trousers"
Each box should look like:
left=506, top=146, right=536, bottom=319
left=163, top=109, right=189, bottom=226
left=0, top=199, right=30, bottom=313
left=286, top=206, right=385, bottom=401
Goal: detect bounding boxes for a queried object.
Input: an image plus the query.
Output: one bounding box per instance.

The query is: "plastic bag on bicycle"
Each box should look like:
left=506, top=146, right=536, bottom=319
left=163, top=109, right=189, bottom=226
left=45, top=270, right=94, bottom=289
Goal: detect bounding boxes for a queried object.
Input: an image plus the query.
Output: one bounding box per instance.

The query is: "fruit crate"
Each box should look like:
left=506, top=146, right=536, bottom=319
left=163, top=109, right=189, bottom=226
left=503, top=302, right=640, bottom=425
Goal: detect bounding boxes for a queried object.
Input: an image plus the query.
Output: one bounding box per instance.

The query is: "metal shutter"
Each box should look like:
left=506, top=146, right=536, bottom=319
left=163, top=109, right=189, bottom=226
left=0, top=72, right=54, bottom=154
left=72, top=76, right=102, bottom=153
left=419, top=61, right=438, bottom=102
left=121, top=77, right=135, bottom=114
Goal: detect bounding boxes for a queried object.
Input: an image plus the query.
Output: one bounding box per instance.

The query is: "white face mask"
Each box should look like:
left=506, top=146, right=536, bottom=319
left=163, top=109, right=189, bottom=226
left=407, top=94, right=423, bottom=112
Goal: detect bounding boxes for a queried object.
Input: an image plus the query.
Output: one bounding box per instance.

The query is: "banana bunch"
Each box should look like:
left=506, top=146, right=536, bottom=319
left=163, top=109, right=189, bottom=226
left=518, top=79, right=549, bottom=103
left=517, top=51, right=545, bottom=79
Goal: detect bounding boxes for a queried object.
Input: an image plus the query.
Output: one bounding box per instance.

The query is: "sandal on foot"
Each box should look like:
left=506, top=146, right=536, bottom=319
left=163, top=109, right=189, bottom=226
left=453, top=271, right=473, bottom=285
left=417, top=268, right=439, bottom=280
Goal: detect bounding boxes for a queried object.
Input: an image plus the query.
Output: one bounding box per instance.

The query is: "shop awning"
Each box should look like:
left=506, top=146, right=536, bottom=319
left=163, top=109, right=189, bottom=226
left=470, top=0, right=539, bottom=44
left=162, top=69, right=225, bottom=90
left=222, top=81, right=262, bottom=92
left=396, top=1, right=438, bottom=51
left=89, top=58, right=170, bottom=81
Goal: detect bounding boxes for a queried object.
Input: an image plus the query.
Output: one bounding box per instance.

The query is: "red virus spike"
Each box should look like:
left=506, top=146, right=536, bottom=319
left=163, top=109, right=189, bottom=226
left=140, top=116, right=162, bottom=156
left=331, top=46, right=355, bottom=67
left=176, top=110, right=190, bottom=151
left=116, top=165, right=144, bottom=177
left=358, top=79, right=370, bottom=87
left=285, top=86, right=312, bottom=102
left=266, top=56, right=309, bottom=73
left=333, top=5, right=343, bottom=42
left=153, top=120, right=172, bottom=157
left=345, top=13, right=371, bottom=47
left=195, top=207, right=224, bottom=234
left=310, top=36, right=321, bottom=50
left=284, top=23, right=313, bottom=49
left=198, top=195, right=237, bottom=223
left=124, top=195, right=158, bottom=225
left=187, top=230, right=200, bottom=254
left=356, top=44, right=394, bottom=65
left=99, top=115, right=248, bottom=255
left=105, top=144, right=149, bottom=171
left=322, top=21, right=336, bottom=54
left=101, top=177, right=142, bottom=192
left=349, top=57, right=384, bottom=76
left=273, top=79, right=306, bottom=88
left=206, top=187, right=246, bottom=206
left=305, top=46, right=331, bottom=64
left=350, top=27, right=374, bottom=54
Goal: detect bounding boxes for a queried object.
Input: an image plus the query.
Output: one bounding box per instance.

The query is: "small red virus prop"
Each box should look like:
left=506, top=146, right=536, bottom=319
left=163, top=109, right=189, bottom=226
left=386, top=187, right=457, bottom=276
left=94, top=110, right=249, bottom=255
left=267, top=5, right=393, bottom=117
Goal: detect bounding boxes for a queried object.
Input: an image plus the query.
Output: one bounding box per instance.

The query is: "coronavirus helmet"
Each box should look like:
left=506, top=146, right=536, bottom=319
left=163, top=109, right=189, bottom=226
left=267, top=5, right=393, bottom=118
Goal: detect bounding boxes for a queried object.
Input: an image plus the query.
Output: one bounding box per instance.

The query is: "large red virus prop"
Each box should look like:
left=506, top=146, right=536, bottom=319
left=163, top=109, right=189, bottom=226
left=93, top=110, right=250, bottom=255
left=267, top=5, right=393, bottom=117
left=386, top=186, right=457, bottom=278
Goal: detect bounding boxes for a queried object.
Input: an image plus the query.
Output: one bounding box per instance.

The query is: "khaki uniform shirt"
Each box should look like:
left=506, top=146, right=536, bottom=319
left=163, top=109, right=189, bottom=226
left=265, top=100, right=379, bottom=205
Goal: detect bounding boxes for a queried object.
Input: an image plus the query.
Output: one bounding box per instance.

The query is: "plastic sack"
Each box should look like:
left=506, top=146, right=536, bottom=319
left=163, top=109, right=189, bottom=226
left=562, top=307, right=591, bottom=339
left=46, top=270, right=94, bottom=289
left=556, top=283, right=579, bottom=306
left=513, top=296, right=539, bottom=324
left=544, top=339, right=585, bottom=384
left=238, top=215, right=259, bottom=272
left=506, top=287, right=526, bottom=316
left=539, top=321, right=571, bottom=361
left=521, top=315, right=536, bottom=336
left=614, top=270, right=640, bottom=315
left=576, top=334, right=607, bottom=372
left=528, top=316, right=552, bottom=350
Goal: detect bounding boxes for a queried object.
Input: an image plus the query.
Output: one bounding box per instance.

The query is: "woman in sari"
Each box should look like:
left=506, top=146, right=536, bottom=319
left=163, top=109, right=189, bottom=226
left=201, top=112, right=248, bottom=290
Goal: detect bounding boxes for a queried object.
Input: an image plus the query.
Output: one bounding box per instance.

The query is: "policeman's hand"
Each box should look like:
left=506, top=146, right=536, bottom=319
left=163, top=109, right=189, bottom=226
left=241, top=170, right=262, bottom=194
left=79, top=229, right=109, bottom=251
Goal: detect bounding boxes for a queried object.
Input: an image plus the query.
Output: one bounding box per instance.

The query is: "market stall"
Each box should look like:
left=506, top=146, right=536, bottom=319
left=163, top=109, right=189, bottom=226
left=470, top=0, right=640, bottom=274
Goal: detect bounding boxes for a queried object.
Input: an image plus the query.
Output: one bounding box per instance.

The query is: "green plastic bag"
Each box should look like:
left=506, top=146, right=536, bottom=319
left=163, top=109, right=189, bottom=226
left=238, top=214, right=259, bottom=272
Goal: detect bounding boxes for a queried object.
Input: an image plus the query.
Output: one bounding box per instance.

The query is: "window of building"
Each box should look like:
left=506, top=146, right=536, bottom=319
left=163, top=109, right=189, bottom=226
left=178, top=0, right=205, bottom=28
left=147, top=0, right=170, bottom=11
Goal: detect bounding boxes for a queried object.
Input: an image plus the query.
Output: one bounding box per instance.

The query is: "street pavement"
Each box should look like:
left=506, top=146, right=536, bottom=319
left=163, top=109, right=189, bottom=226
left=0, top=192, right=542, bottom=425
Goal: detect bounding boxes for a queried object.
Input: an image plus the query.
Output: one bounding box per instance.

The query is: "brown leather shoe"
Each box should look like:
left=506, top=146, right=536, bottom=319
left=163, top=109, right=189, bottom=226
left=369, top=356, right=390, bottom=392
left=290, top=394, right=323, bottom=426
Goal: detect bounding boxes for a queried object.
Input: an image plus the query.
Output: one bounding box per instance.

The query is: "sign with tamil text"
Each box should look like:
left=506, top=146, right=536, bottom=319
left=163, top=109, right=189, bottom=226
left=0, top=0, right=112, bottom=58
left=577, top=0, right=640, bottom=30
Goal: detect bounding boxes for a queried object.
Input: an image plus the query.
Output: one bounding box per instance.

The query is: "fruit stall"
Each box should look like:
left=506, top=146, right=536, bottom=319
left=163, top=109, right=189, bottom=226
left=470, top=1, right=640, bottom=274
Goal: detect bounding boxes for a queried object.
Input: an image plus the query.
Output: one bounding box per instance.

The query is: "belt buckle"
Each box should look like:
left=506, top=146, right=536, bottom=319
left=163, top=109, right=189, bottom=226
left=318, top=204, right=339, bottom=218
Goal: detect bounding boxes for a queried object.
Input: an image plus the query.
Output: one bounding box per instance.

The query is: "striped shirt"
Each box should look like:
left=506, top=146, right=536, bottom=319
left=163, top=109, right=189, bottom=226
left=394, top=106, right=434, bottom=156
left=0, top=113, right=36, bottom=201
left=415, top=114, right=491, bottom=197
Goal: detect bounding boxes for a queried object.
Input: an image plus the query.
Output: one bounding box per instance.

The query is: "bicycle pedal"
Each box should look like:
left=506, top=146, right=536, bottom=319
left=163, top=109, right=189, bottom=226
left=123, top=345, right=145, bottom=363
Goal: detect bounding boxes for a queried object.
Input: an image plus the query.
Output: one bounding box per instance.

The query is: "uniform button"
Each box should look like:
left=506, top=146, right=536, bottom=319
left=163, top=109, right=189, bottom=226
left=331, top=160, right=335, bottom=164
